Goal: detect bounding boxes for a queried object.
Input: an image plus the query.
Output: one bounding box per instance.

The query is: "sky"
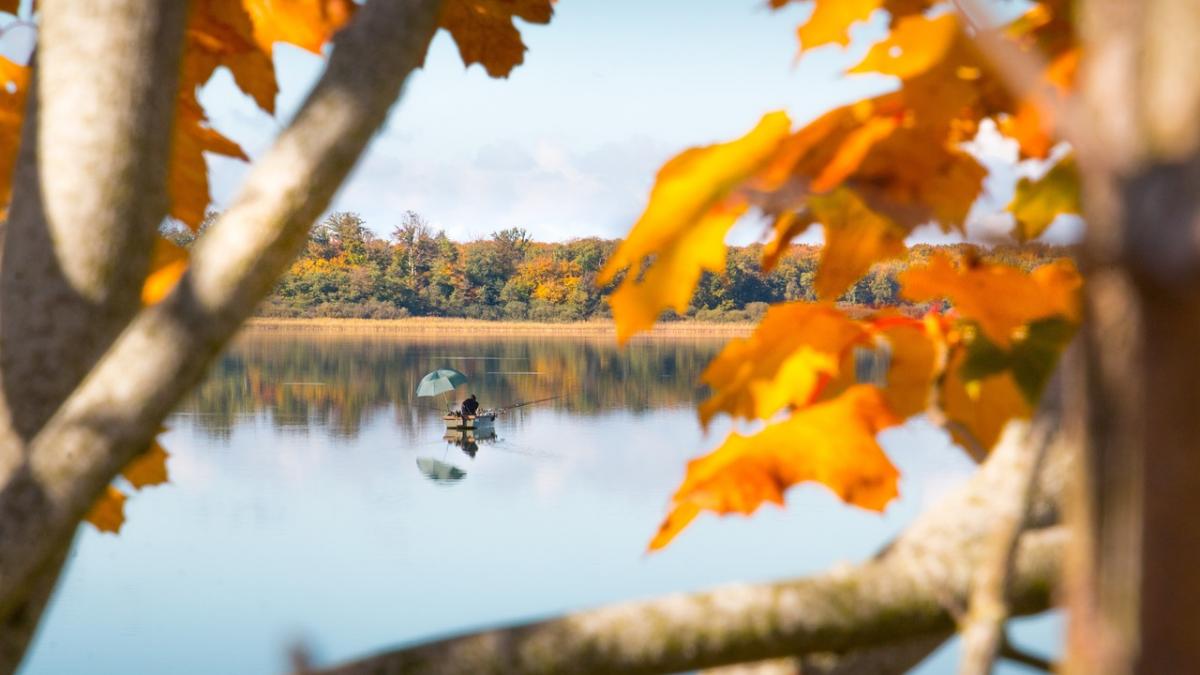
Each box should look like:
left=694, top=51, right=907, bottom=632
left=5, top=1, right=1079, bottom=245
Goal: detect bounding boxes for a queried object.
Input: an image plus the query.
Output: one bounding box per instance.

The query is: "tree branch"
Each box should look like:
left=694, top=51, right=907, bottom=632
left=0, top=0, right=443, bottom=630
left=0, top=2, right=189, bottom=669
left=700, top=633, right=951, bottom=675
left=0, top=0, right=187, bottom=441
left=958, top=420, right=1057, bottom=674
left=309, top=420, right=1071, bottom=675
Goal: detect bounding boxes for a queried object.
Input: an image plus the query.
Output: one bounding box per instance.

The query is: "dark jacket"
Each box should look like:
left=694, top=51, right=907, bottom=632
left=462, top=397, right=480, bottom=416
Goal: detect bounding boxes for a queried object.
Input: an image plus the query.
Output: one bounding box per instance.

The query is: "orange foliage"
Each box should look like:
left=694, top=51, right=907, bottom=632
left=612, top=0, right=1085, bottom=549
left=437, top=0, right=555, bottom=78
left=651, top=385, right=901, bottom=551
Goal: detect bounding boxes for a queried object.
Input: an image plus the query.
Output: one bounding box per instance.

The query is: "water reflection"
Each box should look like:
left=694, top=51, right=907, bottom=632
left=181, top=334, right=725, bottom=440
left=415, top=457, right=468, bottom=484
left=22, top=332, right=1061, bottom=675
left=444, top=428, right=496, bottom=459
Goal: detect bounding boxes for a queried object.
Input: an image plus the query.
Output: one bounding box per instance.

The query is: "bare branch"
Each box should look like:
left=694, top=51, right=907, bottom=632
left=0, top=0, right=443, bottom=627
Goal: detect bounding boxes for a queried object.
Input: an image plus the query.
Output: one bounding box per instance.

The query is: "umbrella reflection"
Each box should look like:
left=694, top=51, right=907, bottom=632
left=416, top=457, right=467, bottom=484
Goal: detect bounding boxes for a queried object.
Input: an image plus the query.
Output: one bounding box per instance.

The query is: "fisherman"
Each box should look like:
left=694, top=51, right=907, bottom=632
left=461, top=393, right=480, bottom=417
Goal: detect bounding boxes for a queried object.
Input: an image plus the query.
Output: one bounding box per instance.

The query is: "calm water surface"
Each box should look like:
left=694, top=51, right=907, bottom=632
left=23, top=333, right=1059, bottom=674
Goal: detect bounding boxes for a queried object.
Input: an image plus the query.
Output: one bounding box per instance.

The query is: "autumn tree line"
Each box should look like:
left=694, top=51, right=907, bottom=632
left=166, top=210, right=1069, bottom=322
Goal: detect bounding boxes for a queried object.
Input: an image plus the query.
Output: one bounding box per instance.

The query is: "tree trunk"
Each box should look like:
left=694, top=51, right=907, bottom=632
left=1069, top=1, right=1200, bottom=672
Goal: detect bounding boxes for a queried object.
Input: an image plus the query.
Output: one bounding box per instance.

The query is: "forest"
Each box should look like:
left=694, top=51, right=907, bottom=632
left=165, top=211, right=1069, bottom=322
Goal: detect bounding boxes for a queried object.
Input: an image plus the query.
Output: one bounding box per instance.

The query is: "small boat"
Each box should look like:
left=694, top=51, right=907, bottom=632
left=442, top=411, right=497, bottom=431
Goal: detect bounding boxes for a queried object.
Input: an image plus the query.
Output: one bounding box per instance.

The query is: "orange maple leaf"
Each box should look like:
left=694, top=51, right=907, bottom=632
left=142, top=237, right=190, bottom=305
left=774, top=0, right=932, bottom=53
left=0, top=56, right=28, bottom=214
left=85, top=486, right=127, bottom=534
left=698, top=302, right=868, bottom=425
left=438, top=0, right=554, bottom=78
left=598, top=112, right=793, bottom=342
left=822, top=313, right=939, bottom=419
left=650, top=385, right=901, bottom=551
left=122, top=440, right=171, bottom=490
left=941, top=348, right=1031, bottom=457
left=898, top=252, right=1081, bottom=347
left=170, top=100, right=249, bottom=229
left=807, top=188, right=908, bottom=301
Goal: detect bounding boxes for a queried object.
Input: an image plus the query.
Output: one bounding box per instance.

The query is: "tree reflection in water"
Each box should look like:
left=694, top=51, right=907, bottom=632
left=177, top=333, right=731, bottom=441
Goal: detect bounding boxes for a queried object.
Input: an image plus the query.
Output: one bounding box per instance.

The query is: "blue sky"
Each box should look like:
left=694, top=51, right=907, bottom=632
left=3, top=1, right=1077, bottom=244
left=200, top=0, right=903, bottom=243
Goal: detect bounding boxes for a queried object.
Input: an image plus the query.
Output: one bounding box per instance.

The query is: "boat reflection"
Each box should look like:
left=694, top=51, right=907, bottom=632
left=443, top=428, right=497, bottom=459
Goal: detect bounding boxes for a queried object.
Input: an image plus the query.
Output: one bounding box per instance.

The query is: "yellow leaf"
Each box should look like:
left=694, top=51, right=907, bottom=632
left=699, top=302, right=867, bottom=425
left=0, top=56, right=28, bottom=214
left=186, top=0, right=279, bottom=113
left=1008, top=155, right=1080, bottom=242
left=810, top=115, right=899, bottom=193
left=122, top=440, right=171, bottom=489
left=820, top=314, right=940, bottom=420
left=899, top=252, right=1081, bottom=347
left=942, top=348, right=1030, bottom=456
left=606, top=203, right=744, bottom=343
left=876, top=317, right=939, bottom=418
left=142, top=238, right=190, bottom=305
left=761, top=210, right=816, bottom=273
left=243, top=0, right=357, bottom=55
left=170, top=99, right=249, bottom=229
left=85, top=486, right=127, bottom=534
left=438, top=0, right=555, bottom=78
left=599, top=112, right=793, bottom=342
left=650, top=385, right=901, bottom=551
left=785, top=0, right=934, bottom=53
left=808, top=188, right=907, bottom=300
left=849, top=13, right=960, bottom=80
left=796, top=0, right=882, bottom=51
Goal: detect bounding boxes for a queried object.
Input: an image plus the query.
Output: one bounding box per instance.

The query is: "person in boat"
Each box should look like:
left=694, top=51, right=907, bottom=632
left=461, top=394, right=480, bottom=418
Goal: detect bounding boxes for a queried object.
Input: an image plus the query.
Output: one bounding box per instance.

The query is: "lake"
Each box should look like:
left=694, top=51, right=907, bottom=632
left=21, top=332, right=1060, bottom=674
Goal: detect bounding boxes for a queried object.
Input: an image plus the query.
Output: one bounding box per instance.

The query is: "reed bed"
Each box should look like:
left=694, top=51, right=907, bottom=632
left=243, top=317, right=755, bottom=338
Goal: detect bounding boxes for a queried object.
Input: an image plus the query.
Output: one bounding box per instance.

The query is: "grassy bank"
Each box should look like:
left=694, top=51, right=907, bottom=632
left=243, top=317, right=755, bottom=337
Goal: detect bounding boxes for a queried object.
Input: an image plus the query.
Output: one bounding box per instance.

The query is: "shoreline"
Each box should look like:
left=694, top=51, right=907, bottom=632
left=243, top=317, right=755, bottom=337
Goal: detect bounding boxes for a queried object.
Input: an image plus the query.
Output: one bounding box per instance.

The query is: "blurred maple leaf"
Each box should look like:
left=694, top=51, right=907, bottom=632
left=597, top=112, right=793, bottom=342
left=437, top=0, right=554, bottom=78
left=142, top=237, right=190, bottom=305
left=122, top=440, right=171, bottom=490
left=0, top=56, right=27, bottom=216
left=650, top=385, right=901, bottom=551
left=698, top=302, right=867, bottom=425
left=85, top=486, right=127, bottom=535
left=899, top=252, right=1081, bottom=347
left=1008, top=154, right=1080, bottom=242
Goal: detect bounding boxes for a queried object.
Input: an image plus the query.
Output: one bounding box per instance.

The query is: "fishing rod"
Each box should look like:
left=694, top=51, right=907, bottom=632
left=495, top=395, right=562, bottom=413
